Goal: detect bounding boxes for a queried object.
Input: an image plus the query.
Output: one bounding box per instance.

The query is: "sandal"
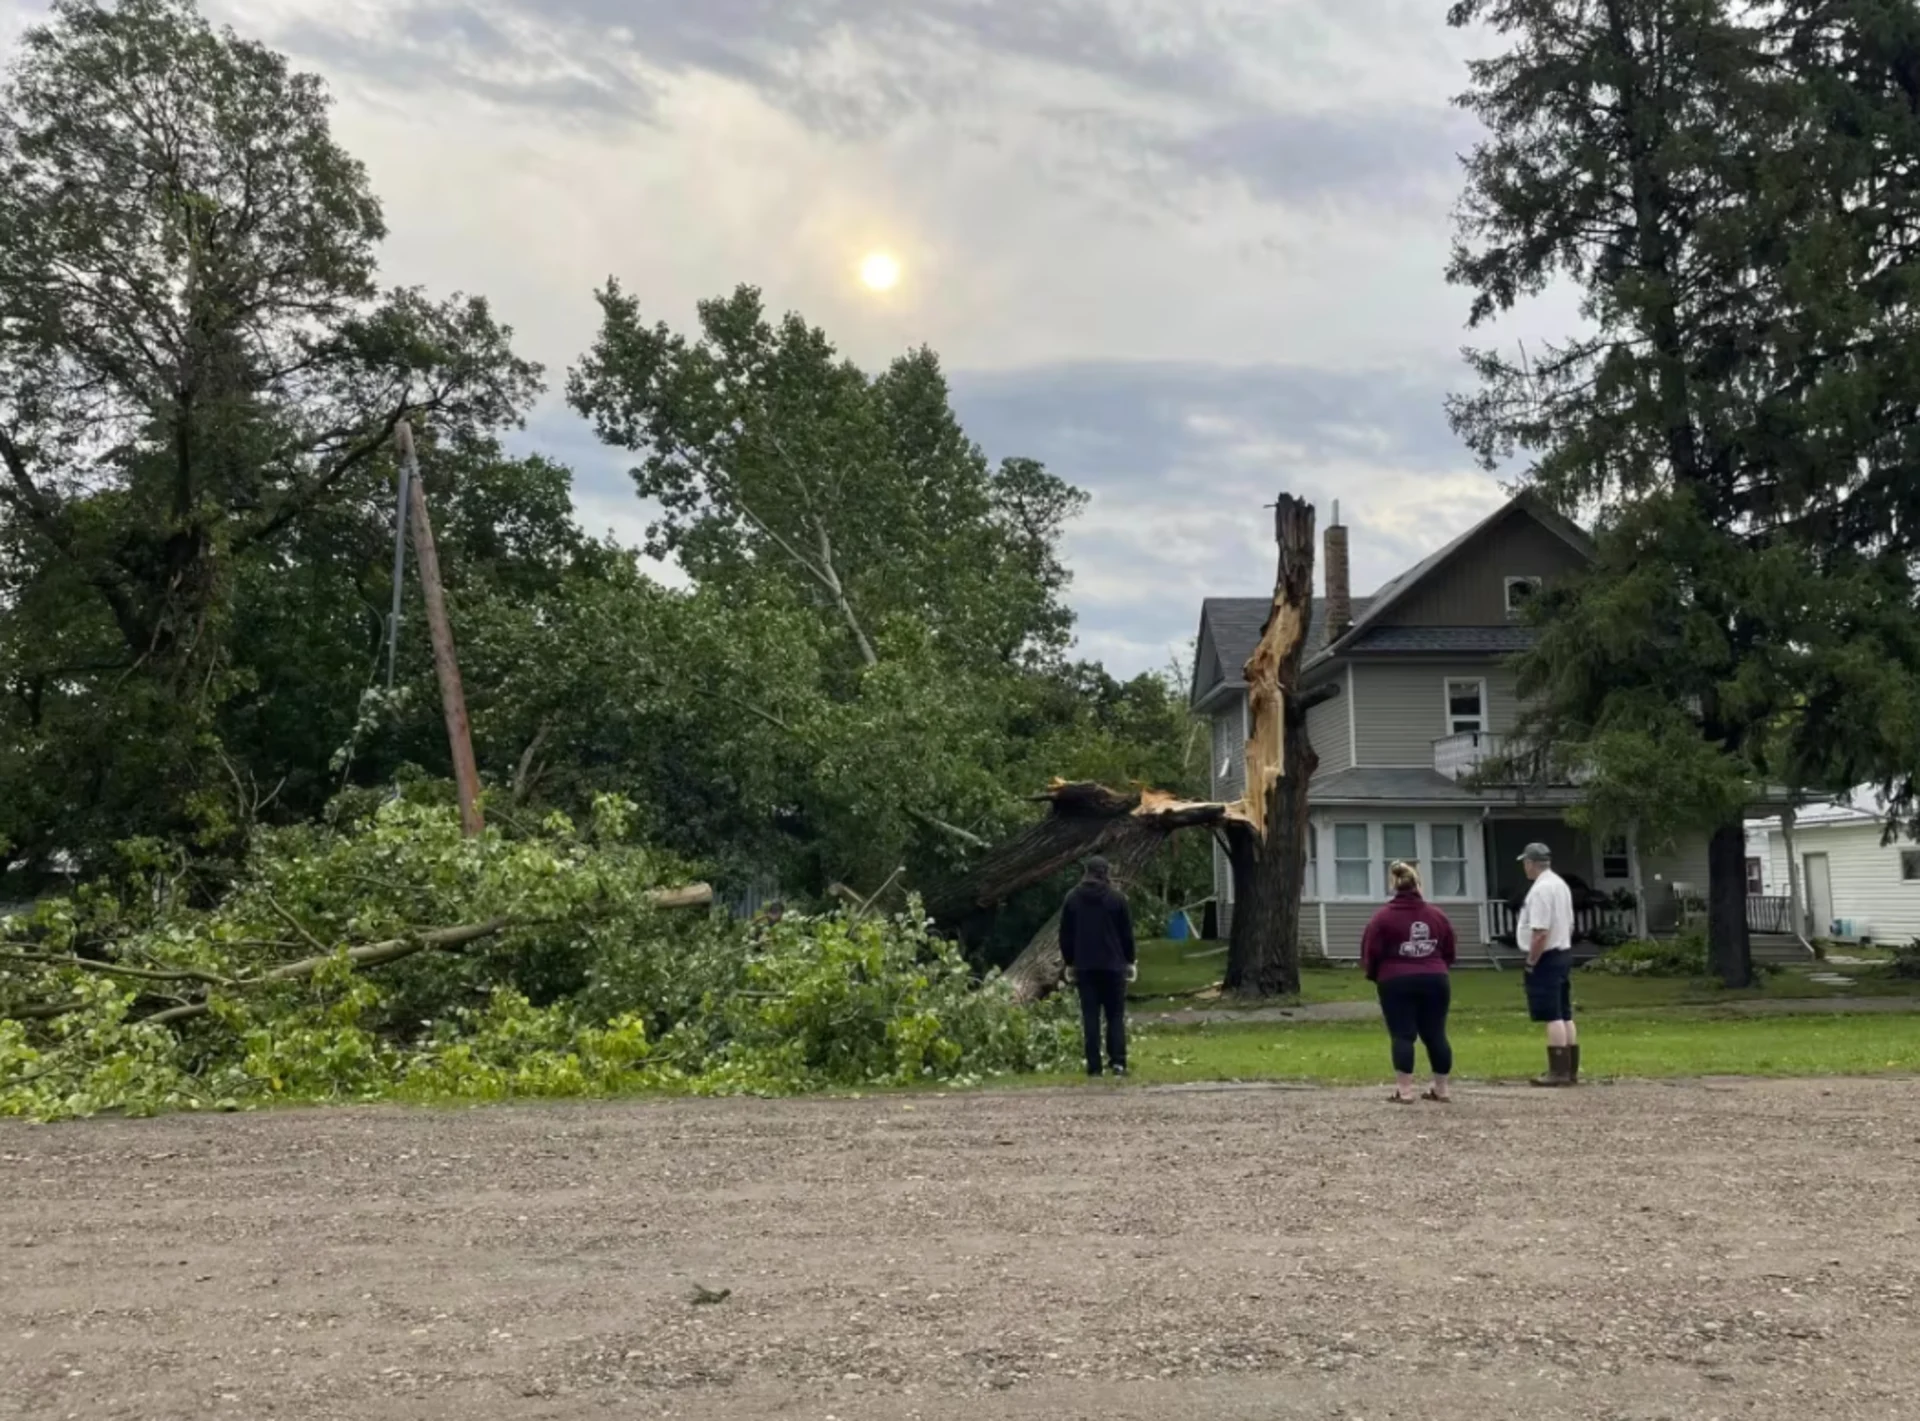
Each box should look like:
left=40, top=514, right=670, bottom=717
left=1387, top=1092, right=1416, bottom=1105
left=1422, top=1089, right=1452, bottom=1103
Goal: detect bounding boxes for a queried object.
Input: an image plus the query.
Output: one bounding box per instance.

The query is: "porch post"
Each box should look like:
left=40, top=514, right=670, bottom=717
left=1627, top=819, right=1649, bottom=940
left=1781, top=803, right=1810, bottom=947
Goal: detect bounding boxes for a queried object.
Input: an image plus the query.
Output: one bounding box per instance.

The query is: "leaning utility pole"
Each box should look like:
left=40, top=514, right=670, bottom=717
left=396, top=420, right=484, bottom=836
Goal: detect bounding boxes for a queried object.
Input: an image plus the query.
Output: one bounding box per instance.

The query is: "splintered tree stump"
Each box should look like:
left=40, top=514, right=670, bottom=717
left=1223, top=494, right=1319, bottom=998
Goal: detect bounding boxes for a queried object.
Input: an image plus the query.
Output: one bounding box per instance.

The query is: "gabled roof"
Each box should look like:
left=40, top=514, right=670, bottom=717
left=1308, top=492, right=1593, bottom=669
left=1190, top=492, right=1596, bottom=708
left=1192, top=595, right=1375, bottom=705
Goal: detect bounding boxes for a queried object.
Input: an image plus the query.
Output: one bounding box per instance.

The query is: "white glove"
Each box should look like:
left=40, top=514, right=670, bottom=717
left=1126, top=965, right=1138, bottom=983
left=1063, top=967, right=1077, bottom=985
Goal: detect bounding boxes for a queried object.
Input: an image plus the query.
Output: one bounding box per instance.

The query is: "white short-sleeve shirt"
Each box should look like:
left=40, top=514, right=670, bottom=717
left=1520, top=868, right=1574, bottom=952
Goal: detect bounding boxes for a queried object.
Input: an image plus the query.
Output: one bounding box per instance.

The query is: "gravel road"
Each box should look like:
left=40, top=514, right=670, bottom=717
left=5, top=1077, right=1919, bottom=1420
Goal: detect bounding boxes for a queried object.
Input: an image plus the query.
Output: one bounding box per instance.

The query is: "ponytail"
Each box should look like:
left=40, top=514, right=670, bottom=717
left=1388, top=860, right=1421, bottom=894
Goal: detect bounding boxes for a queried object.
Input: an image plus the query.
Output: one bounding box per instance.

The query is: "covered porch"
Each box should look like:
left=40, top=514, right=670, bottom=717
left=1475, top=814, right=1645, bottom=949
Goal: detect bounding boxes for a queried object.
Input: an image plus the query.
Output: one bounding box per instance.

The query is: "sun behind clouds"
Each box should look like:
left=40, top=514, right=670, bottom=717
left=858, top=251, right=901, bottom=292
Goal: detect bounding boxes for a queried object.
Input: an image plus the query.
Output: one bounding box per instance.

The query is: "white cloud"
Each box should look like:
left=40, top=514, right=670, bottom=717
left=0, top=0, right=1579, bottom=676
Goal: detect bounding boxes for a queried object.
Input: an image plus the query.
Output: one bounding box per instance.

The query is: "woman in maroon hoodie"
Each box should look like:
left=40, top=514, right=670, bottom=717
left=1361, top=861, right=1457, bottom=1103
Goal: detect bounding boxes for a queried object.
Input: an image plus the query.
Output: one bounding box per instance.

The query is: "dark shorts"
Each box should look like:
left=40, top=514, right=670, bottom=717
left=1524, top=951, right=1574, bottom=1023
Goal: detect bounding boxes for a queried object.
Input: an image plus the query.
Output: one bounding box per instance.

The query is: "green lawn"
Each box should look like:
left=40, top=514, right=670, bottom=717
left=1130, top=938, right=1920, bottom=1013
left=1017, top=1011, right=1920, bottom=1088
left=1071, top=937, right=1920, bottom=1089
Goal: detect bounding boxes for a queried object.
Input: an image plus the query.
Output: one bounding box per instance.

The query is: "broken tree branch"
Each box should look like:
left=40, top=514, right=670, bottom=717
left=139, top=918, right=516, bottom=1027
left=0, top=952, right=235, bottom=987
left=911, top=809, right=991, bottom=851
left=4, top=884, right=715, bottom=1027
left=1289, top=679, right=1341, bottom=722
left=511, top=719, right=553, bottom=805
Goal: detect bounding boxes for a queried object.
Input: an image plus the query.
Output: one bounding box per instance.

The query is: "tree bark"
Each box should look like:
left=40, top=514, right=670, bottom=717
left=922, top=781, right=1226, bottom=928
left=1705, top=819, right=1753, bottom=988
left=1222, top=494, right=1318, bottom=998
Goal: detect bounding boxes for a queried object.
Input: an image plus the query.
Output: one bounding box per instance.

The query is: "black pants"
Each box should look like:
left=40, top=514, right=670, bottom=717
left=1376, top=973, right=1453, bottom=1076
left=1075, top=969, right=1128, bottom=1075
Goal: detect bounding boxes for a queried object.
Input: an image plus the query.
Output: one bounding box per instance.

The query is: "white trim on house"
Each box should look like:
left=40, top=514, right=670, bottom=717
left=1308, top=813, right=1486, bottom=906
left=1442, top=676, right=1488, bottom=736
left=1345, top=663, right=1358, bottom=764
left=1503, top=575, right=1543, bottom=618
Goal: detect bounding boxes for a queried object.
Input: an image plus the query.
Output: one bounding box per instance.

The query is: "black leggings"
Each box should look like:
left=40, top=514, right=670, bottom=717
left=1376, top=974, right=1453, bottom=1076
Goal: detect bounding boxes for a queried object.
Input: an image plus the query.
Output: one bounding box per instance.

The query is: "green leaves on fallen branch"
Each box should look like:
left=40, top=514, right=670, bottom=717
left=0, top=797, right=1071, bottom=1121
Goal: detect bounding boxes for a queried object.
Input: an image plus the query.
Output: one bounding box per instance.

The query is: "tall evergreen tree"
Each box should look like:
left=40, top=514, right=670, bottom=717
left=1446, top=0, right=1920, bottom=983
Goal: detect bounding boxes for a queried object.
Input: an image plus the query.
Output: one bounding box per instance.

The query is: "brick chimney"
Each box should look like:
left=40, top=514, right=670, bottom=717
left=1324, top=499, right=1352, bottom=640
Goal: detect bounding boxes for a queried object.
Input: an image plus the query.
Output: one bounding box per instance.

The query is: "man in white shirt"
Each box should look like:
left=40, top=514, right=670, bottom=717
left=1517, top=843, right=1578, bottom=1086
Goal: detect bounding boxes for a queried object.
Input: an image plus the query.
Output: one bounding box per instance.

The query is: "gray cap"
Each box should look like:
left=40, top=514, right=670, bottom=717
left=1518, top=842, right=1552, bottom=863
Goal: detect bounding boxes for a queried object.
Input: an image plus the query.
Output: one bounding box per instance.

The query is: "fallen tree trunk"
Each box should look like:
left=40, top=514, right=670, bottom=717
left=999, top=822, right=1169, bottom=1003
left=1222, top=494, right=1318, bottom=998
left=924, top=782, right=1230, bottom=932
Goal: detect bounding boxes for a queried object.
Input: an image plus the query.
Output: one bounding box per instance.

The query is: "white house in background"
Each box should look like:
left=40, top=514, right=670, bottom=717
left=1746, top=797, right=1920, bottom=947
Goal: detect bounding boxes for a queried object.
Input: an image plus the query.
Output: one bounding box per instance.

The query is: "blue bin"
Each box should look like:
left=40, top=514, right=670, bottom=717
left=1166, top=909, right=1191, bottom=942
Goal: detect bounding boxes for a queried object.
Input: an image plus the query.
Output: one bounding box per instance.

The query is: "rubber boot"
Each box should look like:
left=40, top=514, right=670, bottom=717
left=1531, top=1046, right=1572, bottom=1088
left=1568, top=1044, right=1581, bottom=1085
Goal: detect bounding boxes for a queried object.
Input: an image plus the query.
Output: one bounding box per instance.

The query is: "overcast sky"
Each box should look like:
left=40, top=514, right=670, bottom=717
left=5, top=0, right=1579, bottom=676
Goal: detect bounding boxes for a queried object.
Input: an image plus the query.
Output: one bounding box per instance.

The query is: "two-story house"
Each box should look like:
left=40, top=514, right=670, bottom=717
left=1191, top=492, right=1777, bottom=962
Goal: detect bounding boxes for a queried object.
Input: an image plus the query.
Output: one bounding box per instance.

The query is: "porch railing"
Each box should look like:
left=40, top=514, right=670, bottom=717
left=1745, top=894, right=1795, bottom=935
left=1481, top=900, right=1638, bottom=945
left=1434, top=731, right=1507, bottom=780
left=1433, top=733, right=1588, bottom=786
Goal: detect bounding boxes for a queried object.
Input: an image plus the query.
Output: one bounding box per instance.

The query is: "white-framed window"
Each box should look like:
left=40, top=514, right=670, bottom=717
left=1601, top=834, right=1631, bottom=879
left=1333, top=823, right=1372, bottom=898
left=1901, top=849, right=1920, bottom=884
left=1747, top=857, right=1766, bottom=895
left=1444, top=678, right=1487, bottom=735
left=1304, top=823, right=1318, bottom=899
left=1430, top=824, right=1469, bottom=897
left=1504, top=576, right=1542, bottom=618
left=1382, top=823, right=1418, bottom=884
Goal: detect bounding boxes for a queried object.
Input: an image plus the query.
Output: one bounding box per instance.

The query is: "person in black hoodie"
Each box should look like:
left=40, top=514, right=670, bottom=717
left=1059, top=856, right=1137, bottom=1077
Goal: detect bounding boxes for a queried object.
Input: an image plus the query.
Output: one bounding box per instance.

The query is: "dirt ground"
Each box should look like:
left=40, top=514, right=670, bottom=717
left=4, top=1078, right=1920, bottom=1421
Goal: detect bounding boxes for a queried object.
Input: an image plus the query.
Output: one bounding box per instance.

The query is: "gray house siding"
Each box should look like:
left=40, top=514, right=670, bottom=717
left=1211, top=704, right=1246, bottom=937
left=1305, top=672, right=1352, bottom=773
left=1381, top=513, right=1586, bottom=627
left=1351, top=662, right=1521, bottom=766
left=1306, top=903, right=1376, bottom=959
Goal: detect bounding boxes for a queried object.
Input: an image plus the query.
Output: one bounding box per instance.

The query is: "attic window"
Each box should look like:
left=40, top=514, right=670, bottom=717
left=1504, top=576, right=1542, bottom=617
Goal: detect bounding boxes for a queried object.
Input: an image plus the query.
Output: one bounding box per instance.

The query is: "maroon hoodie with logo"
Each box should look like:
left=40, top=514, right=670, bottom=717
left=1361, top=890, right=1457, bottom=983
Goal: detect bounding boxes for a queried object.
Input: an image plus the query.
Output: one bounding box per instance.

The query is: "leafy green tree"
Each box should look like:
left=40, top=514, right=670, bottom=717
left=563, top=282, right=1122, bottom=904
left=568, top=283, right=1084, bottom=678
left=0, top=0, right=539, bottom=869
